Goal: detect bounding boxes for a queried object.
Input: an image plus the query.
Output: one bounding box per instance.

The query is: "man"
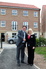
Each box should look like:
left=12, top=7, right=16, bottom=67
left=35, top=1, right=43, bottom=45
left=16, top=25, right=27, bottom=66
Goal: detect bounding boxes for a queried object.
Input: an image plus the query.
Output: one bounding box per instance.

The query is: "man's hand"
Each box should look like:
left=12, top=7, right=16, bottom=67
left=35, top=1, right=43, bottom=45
left=23, top=39, right=26, bottom=41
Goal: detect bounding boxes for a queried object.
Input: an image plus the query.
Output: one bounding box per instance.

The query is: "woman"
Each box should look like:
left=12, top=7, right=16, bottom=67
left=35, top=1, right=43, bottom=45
left=26, top=28, right=36, bottom=66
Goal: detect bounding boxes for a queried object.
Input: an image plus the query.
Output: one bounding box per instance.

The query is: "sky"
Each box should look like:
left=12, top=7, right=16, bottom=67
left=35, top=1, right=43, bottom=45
left=0, top=0, right=46, bottom=10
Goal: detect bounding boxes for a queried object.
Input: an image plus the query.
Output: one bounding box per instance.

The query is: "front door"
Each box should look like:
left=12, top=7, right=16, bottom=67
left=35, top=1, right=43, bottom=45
left=1, top=33, right=5, bottom=42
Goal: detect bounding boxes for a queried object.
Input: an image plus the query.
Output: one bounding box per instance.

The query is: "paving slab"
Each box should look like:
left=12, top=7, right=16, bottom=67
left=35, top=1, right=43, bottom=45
left=0, top=48, right=39, bottom=69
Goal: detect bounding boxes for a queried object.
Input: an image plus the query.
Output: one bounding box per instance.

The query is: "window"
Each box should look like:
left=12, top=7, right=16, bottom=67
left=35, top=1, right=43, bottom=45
left=23, top=22, right=28, bottom=30
left=12, top=33, right=16, bottom=37
left=12, top=21, right=17, bottom=30
left=12, top=10, right=18, bottom=15
left=23, top=11, right=28, bottom=16
left=34, top=12, right=38, bottom=17
left=34, top=22, right=38, bottom=28
left=1, top=21, right=6, bottom=27
left=1, top=9, right=6, bottom=15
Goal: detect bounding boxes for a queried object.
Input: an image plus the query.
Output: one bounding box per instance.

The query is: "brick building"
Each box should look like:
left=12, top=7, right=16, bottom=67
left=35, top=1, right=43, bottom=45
left=41, top=5, right=46, bottom=38
left=0, top=2, right=40, bottom=41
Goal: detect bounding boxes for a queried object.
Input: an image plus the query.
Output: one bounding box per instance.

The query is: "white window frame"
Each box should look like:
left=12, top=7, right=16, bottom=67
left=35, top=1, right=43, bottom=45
left=23, top=22, right=28, bottom=30
left=23, top=11, right=28, bottom=16
left=12, top=10, right=18, bottom=15
left=12, top=33, right=16, bottom=37
left=34, top=22, right=38, bottom=28
left=12, top=21, right=17, bottom=30
left=34, top=12, right=38, bottom=17
left=1, top=21, right=6, bottom=27
left=1, top=9, right=6, bottom=15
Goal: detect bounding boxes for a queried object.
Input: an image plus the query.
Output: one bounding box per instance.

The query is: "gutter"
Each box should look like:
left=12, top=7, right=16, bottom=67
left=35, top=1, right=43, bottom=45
left=0, top=5, right=40, bottom=10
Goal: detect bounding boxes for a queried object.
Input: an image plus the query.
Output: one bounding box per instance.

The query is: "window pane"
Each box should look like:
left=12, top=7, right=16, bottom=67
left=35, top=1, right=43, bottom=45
left=12, top=33, right=16, bottom=37
left=1, top=9, right=6, bottom=15
left=1, top=21, right=6, bottom=27
left=34, top=22, right=38, bottom=28
left=1, top=9, right=5, bottom=11
left=23, top=22, right=28, bottom=29
left=23, top=11, right=28, bottom=16
left=34, top=12, right=38, bottom=17
left=12, top=10, right=18, bottom=15
left=12, top=21, right=17, bottom=30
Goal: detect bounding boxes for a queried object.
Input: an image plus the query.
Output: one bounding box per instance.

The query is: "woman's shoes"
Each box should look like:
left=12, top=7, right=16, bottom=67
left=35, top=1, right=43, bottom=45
left=30, top=64, right=33, bottom=66
left=17, top=63, right=20, bottom=66
left=27, top=63, right=33, bottom=66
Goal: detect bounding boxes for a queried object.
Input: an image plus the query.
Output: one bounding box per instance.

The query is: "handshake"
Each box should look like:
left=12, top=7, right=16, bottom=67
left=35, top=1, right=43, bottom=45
left=22, top=39, right=26, bottom=43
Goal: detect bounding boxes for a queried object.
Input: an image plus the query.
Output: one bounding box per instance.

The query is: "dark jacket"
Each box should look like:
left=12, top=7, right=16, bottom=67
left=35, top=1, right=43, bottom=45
left=16, top=30, right=27, bottom=47
left=26, top=34, right=36, bottom=47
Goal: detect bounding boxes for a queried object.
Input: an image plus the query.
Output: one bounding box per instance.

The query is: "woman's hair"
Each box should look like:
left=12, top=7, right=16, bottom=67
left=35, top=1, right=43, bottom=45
left=27, top=28, right=34, bottom=34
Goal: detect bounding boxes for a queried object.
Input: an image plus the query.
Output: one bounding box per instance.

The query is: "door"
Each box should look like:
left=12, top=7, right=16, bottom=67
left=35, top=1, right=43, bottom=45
left=1, top=33, right=5, bottom=42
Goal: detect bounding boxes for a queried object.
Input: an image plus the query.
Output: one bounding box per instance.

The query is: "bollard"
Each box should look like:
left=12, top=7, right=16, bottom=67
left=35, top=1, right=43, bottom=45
left=1, top=33, right=3, bottom=48
left=1, top=37, right=2, bottom=48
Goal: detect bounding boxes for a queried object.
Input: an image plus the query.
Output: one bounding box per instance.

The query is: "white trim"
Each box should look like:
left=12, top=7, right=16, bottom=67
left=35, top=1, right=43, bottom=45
left=34, top=64, right=40, bottom=69
left=34, top=12, right=38, bottom=17
left=12, top=10, right=18, bottom=16
left=11, top=21, right=17, bottom=31
left=1, top=21, right=6, bottom=27
left=1, top=9, right=6, bottom=15
left=0, top=49, right=3, bottom=54
left=25, top=52, right=40, bottom=69
left=6, top=31, right=18, bottom=38
left=34, top=22, right=38, bottom=28
left=23, top=11, right=28, bottom=16
left=12, top=33, right=16, bottom=37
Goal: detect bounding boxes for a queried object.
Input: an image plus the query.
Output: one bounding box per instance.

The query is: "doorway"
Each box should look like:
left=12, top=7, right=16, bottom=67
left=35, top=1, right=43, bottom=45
left=1, top=33, right=5, bottom=42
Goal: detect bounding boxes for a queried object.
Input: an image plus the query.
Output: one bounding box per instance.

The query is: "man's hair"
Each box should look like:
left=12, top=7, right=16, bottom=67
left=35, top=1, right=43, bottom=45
left=22, top=25, right=27, bottom=28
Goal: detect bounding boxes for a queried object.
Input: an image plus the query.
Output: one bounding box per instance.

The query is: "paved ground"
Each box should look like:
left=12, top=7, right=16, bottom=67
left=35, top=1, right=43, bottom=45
left=0, top=42, right=16, bottom=49
left=0, top=42, right=39, bottom=69
left=0, top=48, right=39, bottom=69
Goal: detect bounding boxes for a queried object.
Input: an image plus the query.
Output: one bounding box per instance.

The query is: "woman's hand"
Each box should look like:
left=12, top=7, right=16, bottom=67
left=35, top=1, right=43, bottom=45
left=23, top=39, right=26, bottom=41
left=32, top=47, right=35, bottom=49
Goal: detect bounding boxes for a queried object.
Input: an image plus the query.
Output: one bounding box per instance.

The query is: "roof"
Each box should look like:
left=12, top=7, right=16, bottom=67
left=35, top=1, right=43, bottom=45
left=0, top=2, right=40, bottom=10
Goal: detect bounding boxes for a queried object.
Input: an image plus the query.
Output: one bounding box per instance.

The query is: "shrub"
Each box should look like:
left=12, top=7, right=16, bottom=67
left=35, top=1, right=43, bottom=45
left=36, top=37, right=46, bottom=47
left=36, top=39, right=39, bottom=47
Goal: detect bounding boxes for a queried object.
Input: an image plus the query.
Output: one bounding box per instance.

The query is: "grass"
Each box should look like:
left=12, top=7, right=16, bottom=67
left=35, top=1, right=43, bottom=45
left=35, top=47, right=46, bottom=60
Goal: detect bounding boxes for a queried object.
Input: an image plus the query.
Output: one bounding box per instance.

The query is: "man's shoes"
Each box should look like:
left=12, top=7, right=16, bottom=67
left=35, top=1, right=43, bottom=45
left=17, top=63, right=20, bottom=66
left=27, top=63, right=29, bottom=65
left=21, top=61, right=26, bottom=64
left=30, top=64, right=33, bottom=66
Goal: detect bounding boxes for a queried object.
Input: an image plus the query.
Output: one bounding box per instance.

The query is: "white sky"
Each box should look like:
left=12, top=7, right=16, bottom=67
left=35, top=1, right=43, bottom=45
left=0, top=0, right=46, bottom=9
